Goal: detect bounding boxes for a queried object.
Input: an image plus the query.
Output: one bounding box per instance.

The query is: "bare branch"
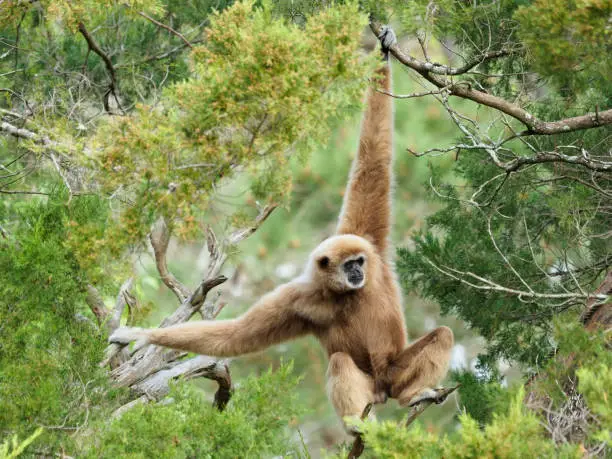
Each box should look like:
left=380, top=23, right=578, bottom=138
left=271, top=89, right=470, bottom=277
left=85, top=284, right=110, bottom=326
left=77, top=22, right=123, bottom=114
left=109, top=278, right=135, bottom=333
left=150, top=218, right=190, bottom=302
left=425, top=257, right=610, bottom=302
left=1, top=120, right=52, bottom=145
left=376, top=86, right=451, bottom=99
left=581, top=271, right=612, bottom=330
left=369, top=22, right=612, bottom=135
left=229, top=204, right=277, bottom=245
left=137, top=12, right=193, bottom=48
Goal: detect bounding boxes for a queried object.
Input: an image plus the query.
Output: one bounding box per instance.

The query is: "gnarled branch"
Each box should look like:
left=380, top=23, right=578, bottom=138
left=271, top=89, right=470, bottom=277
left=150, top=218, right=190, bottom=302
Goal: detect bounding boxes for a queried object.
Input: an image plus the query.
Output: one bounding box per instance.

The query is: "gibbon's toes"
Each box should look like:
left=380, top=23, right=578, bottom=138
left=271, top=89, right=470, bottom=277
left=377, top=25, right=397, bottom=53
left=406, top=388, right=439, bottom=407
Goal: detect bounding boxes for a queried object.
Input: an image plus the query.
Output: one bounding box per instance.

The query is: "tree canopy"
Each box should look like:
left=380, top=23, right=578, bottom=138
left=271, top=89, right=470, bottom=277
left=1, top=0, right=610, bottom=457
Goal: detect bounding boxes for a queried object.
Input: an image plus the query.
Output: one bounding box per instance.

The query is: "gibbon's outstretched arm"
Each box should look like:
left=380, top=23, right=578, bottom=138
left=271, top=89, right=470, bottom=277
left=109, top=282, right=313, bottom=357
left=336, top=27, right=396, bottom=258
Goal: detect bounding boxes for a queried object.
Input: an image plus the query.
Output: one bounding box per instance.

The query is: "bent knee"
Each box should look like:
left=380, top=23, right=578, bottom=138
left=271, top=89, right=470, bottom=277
left=327, top=352, right=355, bottom=376
left=433, top=326, right=454, bottom=350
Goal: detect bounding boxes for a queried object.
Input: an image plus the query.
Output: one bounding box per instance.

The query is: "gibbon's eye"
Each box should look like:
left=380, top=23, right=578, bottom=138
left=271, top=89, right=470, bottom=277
left=318, top=256, right=330, bottom=269
left=356, top=256, right=365, bottom=266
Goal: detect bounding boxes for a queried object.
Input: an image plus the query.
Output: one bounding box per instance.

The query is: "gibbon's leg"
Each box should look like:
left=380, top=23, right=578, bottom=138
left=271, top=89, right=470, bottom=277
left=388, top=326, right=454, bottom=407
left=326, top=352, right=383, bottom=433
left=336, top=27, right=396, bottom=257
left=109, top=282, right=312, bottom=357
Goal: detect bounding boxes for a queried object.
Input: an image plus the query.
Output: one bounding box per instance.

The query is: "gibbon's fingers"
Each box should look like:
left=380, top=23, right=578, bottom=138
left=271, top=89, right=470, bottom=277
left=109, top=326, right=152, bottom=352
left=377, top=25, right=397, bottom=54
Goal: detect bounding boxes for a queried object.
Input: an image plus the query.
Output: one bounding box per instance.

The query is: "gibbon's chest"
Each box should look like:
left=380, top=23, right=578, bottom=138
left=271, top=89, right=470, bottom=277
left=318, top=295, right=405, bottom=375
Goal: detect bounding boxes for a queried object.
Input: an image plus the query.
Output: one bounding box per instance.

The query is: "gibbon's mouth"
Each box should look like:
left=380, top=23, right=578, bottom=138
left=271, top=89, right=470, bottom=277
left=347, top=274, right=365, bottom=289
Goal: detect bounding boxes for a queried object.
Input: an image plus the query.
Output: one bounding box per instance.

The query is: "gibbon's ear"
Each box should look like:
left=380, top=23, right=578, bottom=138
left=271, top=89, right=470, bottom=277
left=318, top=256, right=330, bottom=269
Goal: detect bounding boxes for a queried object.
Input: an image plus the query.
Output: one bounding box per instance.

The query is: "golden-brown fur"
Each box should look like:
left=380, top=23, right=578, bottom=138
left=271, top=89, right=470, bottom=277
left=110, top=35, right=454, bottom=430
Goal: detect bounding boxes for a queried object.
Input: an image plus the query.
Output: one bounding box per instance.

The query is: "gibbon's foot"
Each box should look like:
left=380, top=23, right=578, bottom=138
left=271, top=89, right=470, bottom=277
left=345, top=416, right=363, bottom=437
left=109, top=326, right=151, bottom=352
left=377, top=25, right=397, bottom=56
left=407, top=387, right=452, bottom=407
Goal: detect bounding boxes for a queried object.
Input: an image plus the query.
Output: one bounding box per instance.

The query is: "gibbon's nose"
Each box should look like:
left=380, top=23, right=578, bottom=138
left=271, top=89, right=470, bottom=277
left=344, top=261, right=364, bottom=286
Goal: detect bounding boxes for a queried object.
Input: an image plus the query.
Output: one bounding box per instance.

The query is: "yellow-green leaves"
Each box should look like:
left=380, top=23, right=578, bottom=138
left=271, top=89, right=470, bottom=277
left=93, top=0, right=373, bottom=244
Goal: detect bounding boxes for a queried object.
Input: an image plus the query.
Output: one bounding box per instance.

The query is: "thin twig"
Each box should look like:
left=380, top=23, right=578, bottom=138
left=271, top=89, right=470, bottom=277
left=138, top=12, right=193, bottom=48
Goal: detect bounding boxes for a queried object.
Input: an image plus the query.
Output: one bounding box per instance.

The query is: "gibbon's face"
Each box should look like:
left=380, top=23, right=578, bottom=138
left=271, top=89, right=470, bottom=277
left=311, top=235, right=374, bottom=293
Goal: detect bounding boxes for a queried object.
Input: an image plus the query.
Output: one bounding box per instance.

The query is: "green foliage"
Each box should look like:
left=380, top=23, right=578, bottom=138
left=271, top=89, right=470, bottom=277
left=516, top=0, right=611, bottom=94
left=397, top=144, right=611, bottom=369
left=578, top=364, right=612, bottom=447
left=0, top=428, right=43, bottom=459
left=92, top=0, right=373, bottom=244
left=0, top=194, right=125, bottom=449
left=88, top=363, right=304, bottom=458
left=337, top=388, right=579, bottom=459
left=451, top=370, right=510, bottom=426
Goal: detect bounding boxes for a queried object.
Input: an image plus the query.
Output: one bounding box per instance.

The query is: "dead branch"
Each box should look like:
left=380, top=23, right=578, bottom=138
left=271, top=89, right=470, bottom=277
left=369, top=21, right=612, bottom=136
left=85, top=284, right=110, bottom=326
left=581, top=270, right=612, bottom=331
left=1, top=120, right=53, bottom=145
left=105, top=206, right=277, bottom=417
left=137, top=12, right=193, bottom=48
left=424, top=257, right=609, bottom=303
left=229, top=204, right=277, bottom=245
left=375, top=86, right=452, bottom=99
left=108, top=278, right=135, bottom=333
left=150, top=218, right=190, bottom=302
left=77, top=22, right=123, bottom=114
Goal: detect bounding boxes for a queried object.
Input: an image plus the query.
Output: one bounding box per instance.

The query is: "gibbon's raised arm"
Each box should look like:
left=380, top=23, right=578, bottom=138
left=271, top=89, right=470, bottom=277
left=109, top=282, right=313, bottom=357
left=337, top=32, right=395, bottom=258
left=337, top=63, right=392, bottom=254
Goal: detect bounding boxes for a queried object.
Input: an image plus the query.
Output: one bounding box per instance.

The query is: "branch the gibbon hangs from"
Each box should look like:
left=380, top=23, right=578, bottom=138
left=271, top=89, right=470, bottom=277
left=110, top=25, right=454, bottom=430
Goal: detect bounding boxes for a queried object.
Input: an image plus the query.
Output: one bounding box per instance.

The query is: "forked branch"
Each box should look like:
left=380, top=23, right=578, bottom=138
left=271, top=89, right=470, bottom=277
left=78, top=22, right=123, bottom=113
left=369, top=22, right=612, bottom=136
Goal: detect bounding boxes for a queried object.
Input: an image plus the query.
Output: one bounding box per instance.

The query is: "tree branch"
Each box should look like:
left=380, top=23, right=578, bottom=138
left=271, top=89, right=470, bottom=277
left=150, top=218, right=190, bottom=302
left=77, top=22, right=123, bottom=114
left=369, top=22, right=612, bottom=135
left=137, top=12, right=193, bottom=48
left=85, top=284, right=110, bottom=326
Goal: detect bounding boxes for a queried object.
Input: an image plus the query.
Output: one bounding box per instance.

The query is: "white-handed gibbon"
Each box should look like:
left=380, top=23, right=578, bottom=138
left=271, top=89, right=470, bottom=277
left=110, top=26, right=454, bottom=430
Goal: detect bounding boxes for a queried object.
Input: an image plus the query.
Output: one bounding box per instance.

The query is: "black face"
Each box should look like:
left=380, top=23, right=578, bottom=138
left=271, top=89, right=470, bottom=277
left=343, top=256, right=365, bottom=287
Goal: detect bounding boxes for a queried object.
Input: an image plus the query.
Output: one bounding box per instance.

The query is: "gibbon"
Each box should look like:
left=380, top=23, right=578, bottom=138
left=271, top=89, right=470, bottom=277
left=110, top=26, right=454, bottom=430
